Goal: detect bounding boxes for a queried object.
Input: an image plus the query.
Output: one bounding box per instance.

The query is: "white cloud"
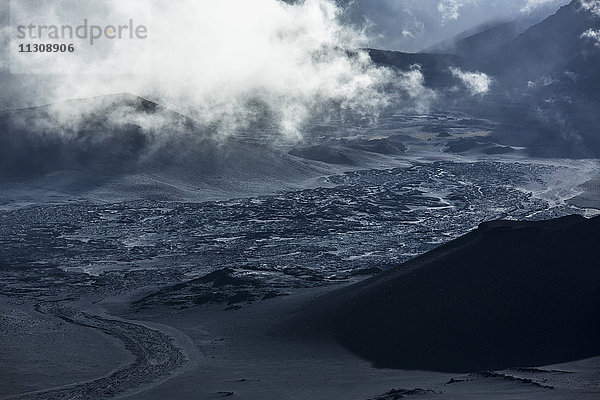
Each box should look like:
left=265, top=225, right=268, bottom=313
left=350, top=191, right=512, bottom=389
left=0, top=25, right=7, bottom=71
left=450, top=67, right=493, bottom=96
left=396, top=65, right=437, bottom=112
left=581, top=29, right=600, bottom=46
left=520, top=0, right=558, bottom=13
left=438, top=0, right=464, bottom=23
left=6, top=0, right=415, bottom=142
left=581, top=0, right=600, bottom=16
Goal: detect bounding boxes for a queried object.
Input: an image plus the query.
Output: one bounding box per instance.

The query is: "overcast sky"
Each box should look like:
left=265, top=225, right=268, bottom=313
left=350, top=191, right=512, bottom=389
left=338, top=0, right=570, bottom=52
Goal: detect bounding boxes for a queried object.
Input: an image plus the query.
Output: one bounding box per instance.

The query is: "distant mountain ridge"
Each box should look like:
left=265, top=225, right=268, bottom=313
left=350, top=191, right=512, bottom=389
left=478, top=0, right=600, bottom=81
left=368, top=0, right=600, bottom=157
left=422, top=1, right=569, bottom=57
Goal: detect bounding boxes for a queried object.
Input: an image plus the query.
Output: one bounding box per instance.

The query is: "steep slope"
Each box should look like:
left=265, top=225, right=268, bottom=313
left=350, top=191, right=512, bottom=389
left=424, top=19, right=531, bottom=58
left=369, top=1, right=600, bottom=157
left=423, top=1, right=572, bottom=57
left=477, top=1, right=600, bottom=157
left=479, top=0, right=600, bottom=83
left=284, top=215, right=600, bottom=372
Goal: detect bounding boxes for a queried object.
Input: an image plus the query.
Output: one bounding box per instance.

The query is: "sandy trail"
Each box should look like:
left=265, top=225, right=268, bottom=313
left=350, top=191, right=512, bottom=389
left=10, top=303, right=189, bottom=400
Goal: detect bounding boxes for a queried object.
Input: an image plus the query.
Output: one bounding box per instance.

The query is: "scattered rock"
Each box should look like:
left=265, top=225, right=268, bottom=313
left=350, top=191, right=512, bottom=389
left=368, top=388, right=438, bottom=400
